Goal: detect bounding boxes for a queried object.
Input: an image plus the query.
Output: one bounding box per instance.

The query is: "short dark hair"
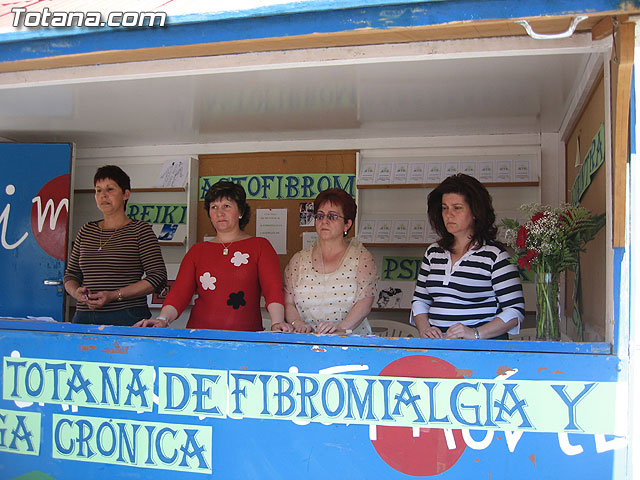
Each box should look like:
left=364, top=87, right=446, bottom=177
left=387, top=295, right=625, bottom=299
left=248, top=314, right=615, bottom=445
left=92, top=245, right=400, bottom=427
left=204, top=180, right=251, bottom=229
left=94, top=165, right=131, bottom=207
left=427, top=173, right=497, bottom=251
left=314, top=188, right=356, bottom=233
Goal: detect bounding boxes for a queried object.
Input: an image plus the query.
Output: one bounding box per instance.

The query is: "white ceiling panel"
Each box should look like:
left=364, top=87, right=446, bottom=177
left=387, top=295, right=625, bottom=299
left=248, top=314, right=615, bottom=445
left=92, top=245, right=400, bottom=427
left=0, top=48, right=593, bottom=148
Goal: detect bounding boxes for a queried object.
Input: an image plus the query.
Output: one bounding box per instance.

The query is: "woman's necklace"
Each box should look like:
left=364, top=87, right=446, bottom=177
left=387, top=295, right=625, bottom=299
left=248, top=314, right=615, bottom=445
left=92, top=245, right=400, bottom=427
left=319, top=241, right=348, bottom=273
left=98, top=229, right=116, bottom=251
left=218, top=234, right=243, bottom=255
left=221, top=241, right=233, bottom=255
left=98, top=220, right=129, bottom=252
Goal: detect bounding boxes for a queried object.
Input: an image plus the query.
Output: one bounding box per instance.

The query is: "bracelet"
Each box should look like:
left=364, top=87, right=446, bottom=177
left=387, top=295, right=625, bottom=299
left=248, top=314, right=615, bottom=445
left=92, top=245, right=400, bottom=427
left=472, top=327, right=480, bottom=340
left=117, top=289, right=123, bottom=301
left=157, top=316, right=169, bottom=325
left=345, top=329, right=353, bottom=334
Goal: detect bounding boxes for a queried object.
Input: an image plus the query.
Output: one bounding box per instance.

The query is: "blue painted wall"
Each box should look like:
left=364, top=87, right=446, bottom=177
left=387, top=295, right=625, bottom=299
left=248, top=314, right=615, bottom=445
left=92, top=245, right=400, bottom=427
left=0, top=321, right=627, bottom=479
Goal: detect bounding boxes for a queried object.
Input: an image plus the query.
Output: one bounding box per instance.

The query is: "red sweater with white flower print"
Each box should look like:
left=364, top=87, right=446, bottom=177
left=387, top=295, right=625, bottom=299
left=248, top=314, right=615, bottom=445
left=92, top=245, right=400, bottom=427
left=163, top=237, right=284, bottom=331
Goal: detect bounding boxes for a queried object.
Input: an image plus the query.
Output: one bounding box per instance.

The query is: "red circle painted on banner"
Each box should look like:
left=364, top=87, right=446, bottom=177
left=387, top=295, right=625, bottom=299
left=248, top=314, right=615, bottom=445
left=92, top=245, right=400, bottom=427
left=372, top=355, right=467, bottom=476
left=30, top=174, right=70, bottom=261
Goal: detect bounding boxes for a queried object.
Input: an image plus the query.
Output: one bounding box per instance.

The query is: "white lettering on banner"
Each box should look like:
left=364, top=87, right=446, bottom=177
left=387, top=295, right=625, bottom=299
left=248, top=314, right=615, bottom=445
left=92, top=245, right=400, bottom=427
left=365, top=365, right=626, bottom=456
left=438, top=427, right=624, bottom=455
left=462, top=429, right=494, bottom=449
left=0, top=185, right=28, bottom=250
left=32, top=196, right=68, bottom=232
left=504, top=430, right=525, bottom=452
left=595, top=434, right=627, bottom=452
left=558, top=432, right=584, bottom=455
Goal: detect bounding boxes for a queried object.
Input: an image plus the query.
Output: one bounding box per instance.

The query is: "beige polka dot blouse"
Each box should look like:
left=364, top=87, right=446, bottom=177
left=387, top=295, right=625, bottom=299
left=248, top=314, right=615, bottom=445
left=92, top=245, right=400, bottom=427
left=284, top=238, right=377, bottom=334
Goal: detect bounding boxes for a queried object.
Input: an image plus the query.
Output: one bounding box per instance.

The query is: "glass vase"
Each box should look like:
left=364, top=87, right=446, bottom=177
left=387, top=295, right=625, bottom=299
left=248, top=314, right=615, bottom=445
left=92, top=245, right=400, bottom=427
left=535, top=272, right=561, bottom=341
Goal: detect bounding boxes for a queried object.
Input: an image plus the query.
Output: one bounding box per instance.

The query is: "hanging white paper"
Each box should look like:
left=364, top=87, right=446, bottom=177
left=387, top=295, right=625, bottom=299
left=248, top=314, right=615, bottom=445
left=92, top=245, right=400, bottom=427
left=156, top=158, right=189, bottom=188
left=302, top=231, right=319, bottom=249
left=391, top=219, right=410, bottom=243
left=392, top=163, right=409, bottom=184
left=374, top=219, right=393, bottom=243
left=460, top=161, right=477, bottom=178
left=426, top=162, right=442, bottom=183
left=375, top=163, right=392, bottom=184
left=478, top=160, right=494, bottom=182
left=443, top=161, right=459, bottom=178
left=359, top=163, right=377, bottom=184
left=495, top=159, right=513, bottom=182
left=409, top=219, right=427, bottom=243
left=409, top=162, right=426, bottom=183
left=256, top=208, right=287, bottom=254
left=514, top=159, right=531, bottom=182
left=358, top=219, right=377, bottom=243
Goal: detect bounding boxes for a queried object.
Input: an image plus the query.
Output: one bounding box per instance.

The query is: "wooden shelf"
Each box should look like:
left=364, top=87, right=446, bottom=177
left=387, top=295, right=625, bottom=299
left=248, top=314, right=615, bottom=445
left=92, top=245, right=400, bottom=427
left=74, top=187, right=186, bottom=193
left=357, top=181, right=538, bottom=189
left=364, top=243, right=428, bottom=248
left=159, top=241, right=185, bottom=247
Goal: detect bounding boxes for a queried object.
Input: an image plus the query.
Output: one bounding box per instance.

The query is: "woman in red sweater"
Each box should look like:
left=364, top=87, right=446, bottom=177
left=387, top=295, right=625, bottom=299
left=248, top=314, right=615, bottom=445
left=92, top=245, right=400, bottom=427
left=135, top=181, right=290, bottom=332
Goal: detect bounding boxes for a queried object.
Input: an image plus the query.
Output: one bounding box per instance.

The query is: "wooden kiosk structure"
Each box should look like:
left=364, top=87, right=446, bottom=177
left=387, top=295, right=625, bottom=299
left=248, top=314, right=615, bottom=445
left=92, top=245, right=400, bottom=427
left=0, top=1, right=639, bottom=478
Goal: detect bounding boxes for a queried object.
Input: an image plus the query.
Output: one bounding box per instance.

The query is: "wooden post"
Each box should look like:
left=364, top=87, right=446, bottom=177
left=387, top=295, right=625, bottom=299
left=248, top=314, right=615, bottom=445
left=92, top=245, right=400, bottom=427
left=612, top=20, right=634, bottom=247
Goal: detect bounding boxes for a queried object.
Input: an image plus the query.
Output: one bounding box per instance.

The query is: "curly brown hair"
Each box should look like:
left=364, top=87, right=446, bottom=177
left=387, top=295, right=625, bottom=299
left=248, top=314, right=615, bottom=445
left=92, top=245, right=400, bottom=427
left=427, top=173, right=497, bottom=251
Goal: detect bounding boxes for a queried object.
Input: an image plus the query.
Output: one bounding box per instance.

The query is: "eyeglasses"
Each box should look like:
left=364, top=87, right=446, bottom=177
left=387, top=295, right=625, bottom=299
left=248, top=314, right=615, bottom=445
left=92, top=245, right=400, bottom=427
left=314, top=212, right=344, bottom=222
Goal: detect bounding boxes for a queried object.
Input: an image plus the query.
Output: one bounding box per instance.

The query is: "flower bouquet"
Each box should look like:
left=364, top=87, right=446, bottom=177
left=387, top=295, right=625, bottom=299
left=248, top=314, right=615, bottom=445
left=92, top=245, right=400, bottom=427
left=502, top=204, right=605, bottom=340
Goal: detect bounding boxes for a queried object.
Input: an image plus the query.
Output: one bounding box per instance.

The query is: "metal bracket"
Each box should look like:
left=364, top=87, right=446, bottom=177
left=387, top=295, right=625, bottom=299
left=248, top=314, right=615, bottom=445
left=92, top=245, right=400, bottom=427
left=515, top=16, right=588, bottom=40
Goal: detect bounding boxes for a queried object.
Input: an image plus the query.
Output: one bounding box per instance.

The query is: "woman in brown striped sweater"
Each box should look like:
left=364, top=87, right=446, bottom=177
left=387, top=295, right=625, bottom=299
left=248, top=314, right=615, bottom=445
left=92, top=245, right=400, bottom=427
left=63, top=165, right=167, bottom=326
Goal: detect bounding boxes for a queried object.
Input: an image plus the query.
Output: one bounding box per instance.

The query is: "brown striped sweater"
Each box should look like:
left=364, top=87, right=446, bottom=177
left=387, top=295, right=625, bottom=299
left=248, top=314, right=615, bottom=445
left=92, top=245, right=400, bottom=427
left=64, top=220, right=167, bottom=312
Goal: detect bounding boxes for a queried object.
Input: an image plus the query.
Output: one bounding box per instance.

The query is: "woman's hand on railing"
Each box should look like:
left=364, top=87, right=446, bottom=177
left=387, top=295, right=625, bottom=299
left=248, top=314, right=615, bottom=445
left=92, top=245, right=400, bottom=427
left=291, top=320, right=314, bottom=333
left=271, top=322, right=293, bottom=332
left=419, top=325, right=444, bottom=339
left=134, top=317, right=169, bottom=328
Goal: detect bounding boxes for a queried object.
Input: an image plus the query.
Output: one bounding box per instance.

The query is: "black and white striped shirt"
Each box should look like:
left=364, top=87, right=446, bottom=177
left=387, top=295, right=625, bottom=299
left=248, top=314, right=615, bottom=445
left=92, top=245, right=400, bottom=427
left=411, top=242, right=524, bottom=333
left=64, top=220, right=167, bottom=312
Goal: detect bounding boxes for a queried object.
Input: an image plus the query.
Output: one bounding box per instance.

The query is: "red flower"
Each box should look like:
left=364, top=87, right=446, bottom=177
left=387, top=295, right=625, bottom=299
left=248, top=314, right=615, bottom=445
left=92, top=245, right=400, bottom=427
left=518, top=249, right=539, bottom=270
left=516, top=225, right=528, bottom=249
left=531, top=212, right=545, bottom=223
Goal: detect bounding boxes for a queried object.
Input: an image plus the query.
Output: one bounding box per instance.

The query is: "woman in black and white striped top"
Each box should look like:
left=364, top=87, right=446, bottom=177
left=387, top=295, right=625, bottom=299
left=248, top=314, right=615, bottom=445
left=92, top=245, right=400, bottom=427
left=412, top=174, right=524, bottom=340
left=64, top=165, right=166, bottom=326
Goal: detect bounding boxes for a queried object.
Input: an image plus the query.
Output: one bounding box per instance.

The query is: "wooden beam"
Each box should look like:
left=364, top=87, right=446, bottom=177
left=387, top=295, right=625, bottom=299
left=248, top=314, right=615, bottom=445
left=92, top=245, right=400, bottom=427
left=0, top=14, right=612, bottom=74
left=592, top=16, right=614, bottom=40
left=612, top=21, right=634, bottom=247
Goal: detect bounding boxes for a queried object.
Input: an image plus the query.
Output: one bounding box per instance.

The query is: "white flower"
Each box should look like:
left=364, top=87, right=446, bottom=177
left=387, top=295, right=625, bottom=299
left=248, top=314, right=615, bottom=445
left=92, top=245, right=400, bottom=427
left=199, top=272, right=217, bottom=290
left=231, top=251, right=250, bottom=267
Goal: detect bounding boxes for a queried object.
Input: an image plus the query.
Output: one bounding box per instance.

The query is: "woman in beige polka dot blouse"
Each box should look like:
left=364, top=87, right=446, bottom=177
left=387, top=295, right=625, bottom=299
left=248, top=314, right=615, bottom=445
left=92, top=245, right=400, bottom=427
left=283, top=188, right=377, bottom=335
